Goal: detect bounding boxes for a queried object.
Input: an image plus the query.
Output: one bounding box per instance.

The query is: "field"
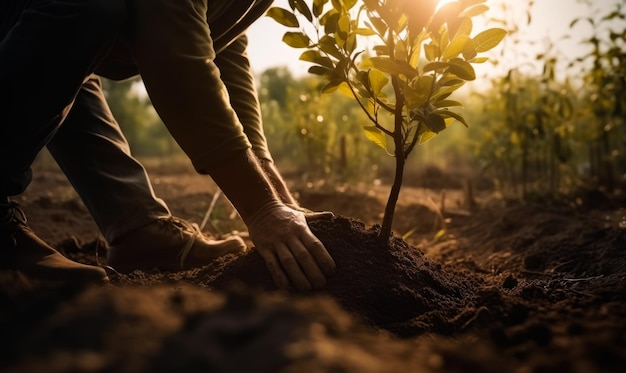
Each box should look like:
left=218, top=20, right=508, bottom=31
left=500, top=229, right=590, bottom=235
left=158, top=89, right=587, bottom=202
left=1, top=161, right=625, bottom=372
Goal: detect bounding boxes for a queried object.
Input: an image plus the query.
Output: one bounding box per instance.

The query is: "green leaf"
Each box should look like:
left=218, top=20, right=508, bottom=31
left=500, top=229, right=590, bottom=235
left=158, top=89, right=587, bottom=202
left=372, top=45, right=390, bottom=56
left=334, top=57, right=350, bottom=78
left=473, top=28, right=507, bottom=52
left=321, top=79, right=344, bottom=93
left=342, top=0, right=359, bottom=10
left=363, top=126, right=388, bottom=151
left=299, top=50, right=334, bottom=68
left=439, top=27, right=449, bottom=52
left=460, top=4, right=489, bottom=18
left=318, top=35, right=343, bottom=59
left=435, top=109, right=469, bottom=127
left=426, top=112, right=446, bottom=133
left=313, top=0, right=328, bottom=17
left=337, top=14, right=350, bottom=34
left=431, top=82, right=464, bottom=101
left=408, top=75, right=434, bottom=107
left=443, top=34, right=470, bottom=59
left=434, top=100, right=463, bottom=108
left=283, top=32, right=311, bottom=48
left=308, top=65, right=330, bottom=75
left=454, top=16, right=473, bottom=38
left=438, top=75, right=464, bottom=86
left=345, top=32, right=357, bottom=53
left=443, top=17, right=472, bottom=59
left=300, top=49, right=320, bottom=62
left=409, top=31, right=426, bottom=67
left=367, top=17, right=388, bottom=36
left=423, top=61, right=450, bottom=73
left=290, top=0, right=313, bottom=22
left=366, top=57, right=418, bottom=79
left=324, top=12, right=340, bottom=33
left=419, top=128, right=437, bottom=144
left=335, top=81, right=355, bottom=98
left=424, top=44, right=440, bottom=61
left=446, top=58, right=476, bottom=80
left=354, top=28, right=377, bottom=36
left=266, top=7, right=299, bottom=28
left=468, top=56, right=489, bottom=63
left=461, top=39, right=477, bottom=60
left=369, top=69, right=389, bottom=95
left=337, top=13, right=351, bottom=42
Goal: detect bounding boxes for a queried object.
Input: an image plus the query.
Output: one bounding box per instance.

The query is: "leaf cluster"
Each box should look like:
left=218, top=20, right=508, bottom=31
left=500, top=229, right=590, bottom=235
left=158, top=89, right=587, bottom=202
left=267, top=0, right=506, bottom=157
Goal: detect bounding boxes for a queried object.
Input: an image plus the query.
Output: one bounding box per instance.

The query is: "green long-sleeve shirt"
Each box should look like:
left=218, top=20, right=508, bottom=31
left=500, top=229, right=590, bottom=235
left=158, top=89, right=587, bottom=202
left=97, top=0, right=274, bottom=172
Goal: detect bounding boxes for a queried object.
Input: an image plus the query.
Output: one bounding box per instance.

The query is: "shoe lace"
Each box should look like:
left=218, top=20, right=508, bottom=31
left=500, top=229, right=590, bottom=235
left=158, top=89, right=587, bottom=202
left=159, top=217, right=200, bottom=269
left=1, top=201, right=30, bottom=247
left=1, top=201, right=29, bottom=230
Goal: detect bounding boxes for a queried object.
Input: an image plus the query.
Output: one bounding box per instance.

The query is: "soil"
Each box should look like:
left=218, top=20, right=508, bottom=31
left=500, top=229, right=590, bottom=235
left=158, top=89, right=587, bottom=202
left=1, top=162, right=625, bottom=373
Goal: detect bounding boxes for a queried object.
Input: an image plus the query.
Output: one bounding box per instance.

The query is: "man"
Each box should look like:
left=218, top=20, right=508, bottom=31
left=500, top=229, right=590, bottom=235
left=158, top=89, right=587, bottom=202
left=0, top=0, right=336, bottom=291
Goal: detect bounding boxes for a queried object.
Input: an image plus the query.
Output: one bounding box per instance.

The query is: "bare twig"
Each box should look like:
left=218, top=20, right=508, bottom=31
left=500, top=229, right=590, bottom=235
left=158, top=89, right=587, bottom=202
left=200, top=190, right=222, bottom=232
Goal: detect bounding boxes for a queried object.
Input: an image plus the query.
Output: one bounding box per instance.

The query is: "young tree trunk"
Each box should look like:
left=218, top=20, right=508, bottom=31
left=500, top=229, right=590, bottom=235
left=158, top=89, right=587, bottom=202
left=379, top=151, right=405, bottom=244
left=378, top=74, right=406, bottom=244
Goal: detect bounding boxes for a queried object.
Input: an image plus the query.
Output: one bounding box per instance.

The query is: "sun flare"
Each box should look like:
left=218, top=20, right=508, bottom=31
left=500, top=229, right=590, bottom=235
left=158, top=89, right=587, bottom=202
left=435, top=0, right=457, bottom=12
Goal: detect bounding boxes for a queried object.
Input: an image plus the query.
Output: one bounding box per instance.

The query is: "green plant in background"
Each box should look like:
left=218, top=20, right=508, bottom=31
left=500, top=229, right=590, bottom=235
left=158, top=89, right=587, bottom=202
left=259, top=67, right=386, bottom=182
left=102, top=77, right=182, bottom=157
left=457, top=0, right=626, bottom=201
left=572, top=1, right=626, bottom=191
left=268, top=0, right=506, bottom=243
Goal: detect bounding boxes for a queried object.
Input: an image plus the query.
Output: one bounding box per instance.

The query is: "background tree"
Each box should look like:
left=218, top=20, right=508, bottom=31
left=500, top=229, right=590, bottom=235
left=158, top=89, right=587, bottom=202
left=102, top=77, right=181, bottom=157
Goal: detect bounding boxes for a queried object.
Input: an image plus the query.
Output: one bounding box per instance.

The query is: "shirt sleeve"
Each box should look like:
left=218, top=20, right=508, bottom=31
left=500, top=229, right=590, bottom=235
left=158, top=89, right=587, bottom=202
left=214, top=34, right=273, bottom=162
left=128, top=0, right=252, bottom=173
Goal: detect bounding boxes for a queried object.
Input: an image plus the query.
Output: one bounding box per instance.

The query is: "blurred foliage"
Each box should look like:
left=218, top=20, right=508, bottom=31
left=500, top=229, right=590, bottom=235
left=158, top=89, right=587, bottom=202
left=469, top=0, right=626, bottom=199
left=101, top=77, right=183, bottom=158
left=259, top=67, right=387, bottom=182
left=98, top=0, right=625, bottom=204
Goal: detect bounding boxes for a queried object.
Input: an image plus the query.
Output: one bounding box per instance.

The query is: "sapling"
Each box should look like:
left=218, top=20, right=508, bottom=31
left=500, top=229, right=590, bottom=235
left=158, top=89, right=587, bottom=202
left=268, top=0, right=506, bottom=244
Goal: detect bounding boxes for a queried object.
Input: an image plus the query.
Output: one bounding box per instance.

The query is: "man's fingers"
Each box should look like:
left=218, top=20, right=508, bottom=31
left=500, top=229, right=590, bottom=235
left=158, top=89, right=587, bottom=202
left=304, top=211, right=335, bottom=222
left=257, top=248, right=289, bottom=290
left=288, top=238, right=327, bottom=289
left=275, top=243, right=312, bottom=291
left=302, top=234, right=336, bottom=276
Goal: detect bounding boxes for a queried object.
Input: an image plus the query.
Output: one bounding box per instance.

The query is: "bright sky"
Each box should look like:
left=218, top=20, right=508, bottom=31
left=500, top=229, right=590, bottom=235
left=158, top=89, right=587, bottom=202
left=246, top=0, right=624, bottom=80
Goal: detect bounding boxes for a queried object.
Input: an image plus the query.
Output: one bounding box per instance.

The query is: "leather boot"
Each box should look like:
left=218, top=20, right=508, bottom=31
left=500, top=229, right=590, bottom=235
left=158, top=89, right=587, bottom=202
left=107, top=216, right=247, bottom=272
left=0, top=199, right=108, bottom=283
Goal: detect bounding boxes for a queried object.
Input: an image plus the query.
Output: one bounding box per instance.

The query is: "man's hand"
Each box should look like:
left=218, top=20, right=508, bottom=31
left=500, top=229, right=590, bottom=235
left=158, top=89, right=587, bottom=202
left=247, top=201, right=336, bottom=291
left=285, top=203, right=335, bottom=222
left=204, top=150, right=335, bottom=290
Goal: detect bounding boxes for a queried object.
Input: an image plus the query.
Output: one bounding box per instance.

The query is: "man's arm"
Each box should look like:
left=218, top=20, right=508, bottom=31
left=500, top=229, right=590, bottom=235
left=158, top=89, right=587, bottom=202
left=213, top=34, right=299, bottom=206
left=129, top=0, right=334, bottom=289
left=207, top=149, right=336, bottom=290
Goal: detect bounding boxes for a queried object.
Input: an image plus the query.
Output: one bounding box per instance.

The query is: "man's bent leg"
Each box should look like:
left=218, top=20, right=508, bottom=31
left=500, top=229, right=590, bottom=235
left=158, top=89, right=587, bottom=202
left=0, top=0, right=127, bottom=196
left=0, top=0, right=125, bottom=283
left=48, top=77, right=246, bottom=272
left=46, top=76, right=171, bottom=244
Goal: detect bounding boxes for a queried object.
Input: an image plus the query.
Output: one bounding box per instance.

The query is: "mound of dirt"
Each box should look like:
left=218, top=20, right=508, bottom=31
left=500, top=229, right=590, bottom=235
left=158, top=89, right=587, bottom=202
left=211, top=216, right=526, bottom=338
left=2, top=166, right=625, bottom=372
